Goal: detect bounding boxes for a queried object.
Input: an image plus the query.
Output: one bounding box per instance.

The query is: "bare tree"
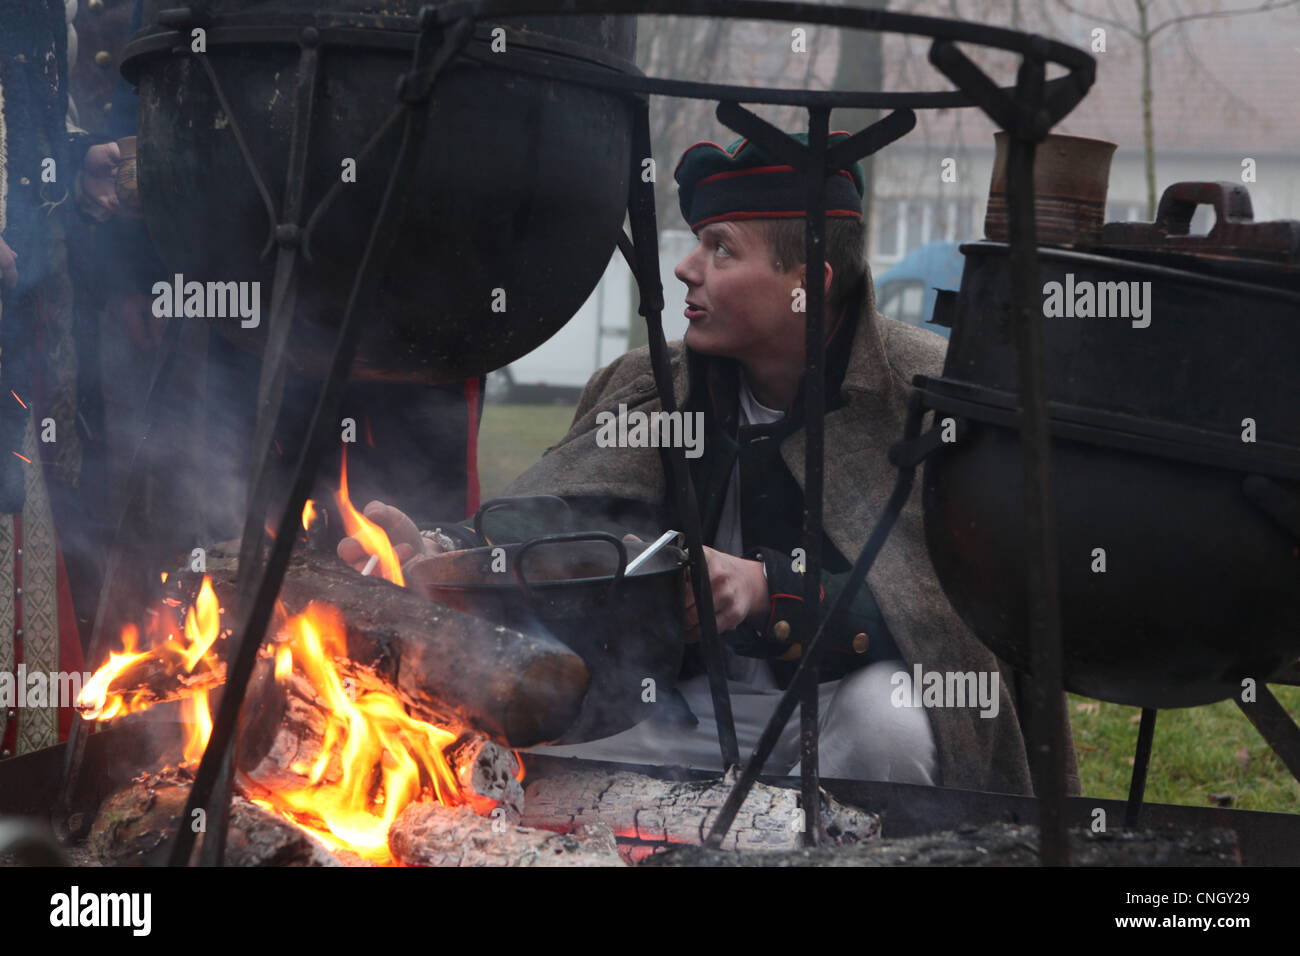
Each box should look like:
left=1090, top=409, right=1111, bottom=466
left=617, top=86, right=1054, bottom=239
left=830, top=0, right=887, bottom=253
left=1055, top=0, right=1300, bottom=216
left=636, top=15, right=736, bottom=232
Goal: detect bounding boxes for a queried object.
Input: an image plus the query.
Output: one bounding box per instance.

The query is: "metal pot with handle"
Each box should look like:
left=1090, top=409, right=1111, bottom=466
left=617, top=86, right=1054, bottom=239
left=405, top=498, right=687, bottom=744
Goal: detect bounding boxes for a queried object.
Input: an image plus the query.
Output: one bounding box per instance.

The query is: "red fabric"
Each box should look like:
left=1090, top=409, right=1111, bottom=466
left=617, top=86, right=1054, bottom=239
left=697, top=164, right=856, bottom=187
left=54, top=532, right=84, bottom=742
left=1, top=521, right=19, bottom=758
left=463, top=378, right=481, bottom=516
left=672, top=130, right=860, bottom=178
left=689, top=208, right=862, bottom=229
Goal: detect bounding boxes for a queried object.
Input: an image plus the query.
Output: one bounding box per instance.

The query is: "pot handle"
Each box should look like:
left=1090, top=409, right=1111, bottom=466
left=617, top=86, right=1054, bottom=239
left=1155, top=181, right=1254, bottom=238
left=513, top=532, right=628, bottom=607
left=473, top=495, right=572, bottom=543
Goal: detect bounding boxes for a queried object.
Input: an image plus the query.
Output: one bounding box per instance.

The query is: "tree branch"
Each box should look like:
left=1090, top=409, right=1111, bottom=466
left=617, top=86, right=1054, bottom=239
left=1149, top=0, right=1300, bottom=37
left=1055, top=0, right=1140, bottom=37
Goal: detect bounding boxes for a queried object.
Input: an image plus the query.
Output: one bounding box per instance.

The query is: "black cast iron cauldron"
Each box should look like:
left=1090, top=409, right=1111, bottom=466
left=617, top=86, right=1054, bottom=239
left=121, top=1, right=637, bottom=383
left=916, top=186, right=1300, bottom=708
left=405, top=530, right=687, bottom=744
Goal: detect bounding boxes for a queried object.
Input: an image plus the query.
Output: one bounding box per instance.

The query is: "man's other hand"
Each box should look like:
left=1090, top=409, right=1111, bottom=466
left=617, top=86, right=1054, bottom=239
left=337, top=500, right=440, bottom=572
left=0, top=236, right=17, bottom=289
left=683, top=546, right=769, bottom=643
left=78, top=142, right=129, bottom=219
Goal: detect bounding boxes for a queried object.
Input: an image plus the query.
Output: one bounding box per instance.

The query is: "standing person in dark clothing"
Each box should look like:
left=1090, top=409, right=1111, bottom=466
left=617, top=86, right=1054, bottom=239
left=0, top=0, right=126, bottom=755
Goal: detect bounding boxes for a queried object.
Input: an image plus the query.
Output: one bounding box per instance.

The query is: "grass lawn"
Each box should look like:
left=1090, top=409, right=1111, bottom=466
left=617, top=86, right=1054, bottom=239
left=477, top=401, right=1300, bottom=814
left=477, top=402, right=578, bottom=501
left=1068, top=689, right=1300, bottom=813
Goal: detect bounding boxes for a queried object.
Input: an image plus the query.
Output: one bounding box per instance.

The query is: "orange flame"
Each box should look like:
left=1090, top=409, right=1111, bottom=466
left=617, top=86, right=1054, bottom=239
left=76, top=577, right=224, bottom=722
left=247, top=604, right=461, bottom=861
left=179, top=576, right=221, bottom=673
left=76, top=625, right=151, bottom=720
left=302, top=498, right=318, bottom=531
left=335, top=450, right=404, bottom=587
left=78, top=575, right=480, bottom=865
left=182, top=688, right=212, bottom=765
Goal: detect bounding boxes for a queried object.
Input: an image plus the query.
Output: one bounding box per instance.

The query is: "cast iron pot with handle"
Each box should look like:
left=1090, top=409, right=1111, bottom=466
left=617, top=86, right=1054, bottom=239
left=405, top=498, right=687, bottom=744
left=916, top=182, right=1300, bottom=709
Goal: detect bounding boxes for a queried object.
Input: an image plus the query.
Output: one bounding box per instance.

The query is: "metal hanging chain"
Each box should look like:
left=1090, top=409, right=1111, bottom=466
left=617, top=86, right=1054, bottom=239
left=168, top=10, right=476, bottom=867
left=234, top=28, right=322, bottom=606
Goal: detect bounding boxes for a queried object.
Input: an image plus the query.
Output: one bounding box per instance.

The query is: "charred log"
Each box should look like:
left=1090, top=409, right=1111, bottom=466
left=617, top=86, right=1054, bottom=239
left=388, top=803, right=623, bottom=867
left=521, top=768, right=881, bottom=854
left=236, top=659, right=346, bottom=796
left=88, top=767, right=339, bottom=867
left=78, top=655, right=225, bottom=715
left=235, top=657, right=521, bottom=818
left=445, top=736, right=524, bottom=822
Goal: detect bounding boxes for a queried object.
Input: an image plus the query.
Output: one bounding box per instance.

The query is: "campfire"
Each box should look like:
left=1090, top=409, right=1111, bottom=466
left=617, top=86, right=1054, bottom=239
left=71, top=460, right=879, bottom=867
left=74, top=465, right=540, bottom=866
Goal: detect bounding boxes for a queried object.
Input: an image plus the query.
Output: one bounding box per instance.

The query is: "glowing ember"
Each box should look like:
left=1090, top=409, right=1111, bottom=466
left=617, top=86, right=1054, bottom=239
left=335, top=450, right=404, bottom=587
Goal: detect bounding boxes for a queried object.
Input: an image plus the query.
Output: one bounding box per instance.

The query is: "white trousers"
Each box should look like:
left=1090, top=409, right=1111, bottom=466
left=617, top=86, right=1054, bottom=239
left=531, top=660, right=938, bottom=784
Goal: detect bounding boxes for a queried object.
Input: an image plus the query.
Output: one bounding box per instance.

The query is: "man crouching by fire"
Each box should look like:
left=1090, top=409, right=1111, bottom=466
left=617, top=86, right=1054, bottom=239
left=340, top=132, right=1078, bottom=796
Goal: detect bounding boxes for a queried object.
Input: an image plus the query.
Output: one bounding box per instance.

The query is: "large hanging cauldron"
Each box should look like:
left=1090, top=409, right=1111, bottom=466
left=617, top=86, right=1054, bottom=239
left=121, top=1, right=636, bottom=383
left=917, top=183, right=1300, bottom=708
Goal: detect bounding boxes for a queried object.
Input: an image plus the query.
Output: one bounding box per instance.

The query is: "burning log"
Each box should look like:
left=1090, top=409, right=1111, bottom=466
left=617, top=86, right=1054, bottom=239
left=81, top=655, right=225, bottom=714
left=182, top=547, right=590, bottom=747
left=88, top=767, right=340, bottom=867
left=388, top=803, right=624, bottom=867
left=237, top=660, right=346, bottom=796
left=232, top=649, right=527, bottom=863
left=521, top=768, right=881, bottom=859
left=236, top=656, right=521, bottom=813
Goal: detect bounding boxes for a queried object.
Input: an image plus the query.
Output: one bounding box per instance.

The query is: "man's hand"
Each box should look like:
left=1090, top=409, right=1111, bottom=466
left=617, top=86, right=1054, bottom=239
left=0, top=236, right=16, bottom=289
left=683, top=546, right=769, bottom=643
left=336, top=500, right=441, bottom=572
left=77, top=142, right=129, bottom=219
